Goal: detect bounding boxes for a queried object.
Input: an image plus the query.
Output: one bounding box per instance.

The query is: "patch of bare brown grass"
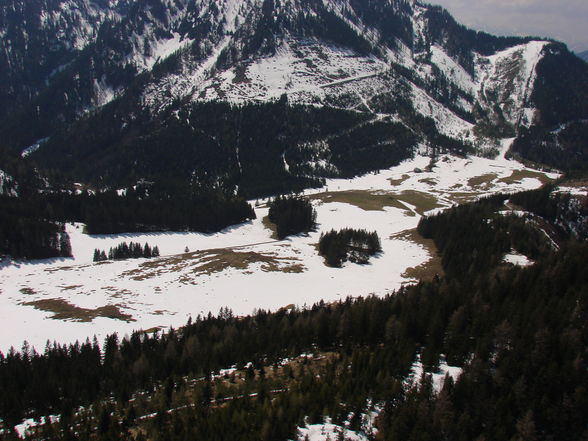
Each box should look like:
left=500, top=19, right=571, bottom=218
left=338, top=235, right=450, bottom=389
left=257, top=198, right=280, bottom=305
left=310, top=189, right=443, bottom=215
left=468, top=173, right=498, bottom=188
left=190, top=250, right=305, bottom=276
left=396, top=190, right=443, bottom=215
left=498, top=169, right=553, bottom=185
left=388, top=174, right=410, bottom=186
left=123, top=248, right=305, bottom=283
left=392, top=229, right=444, bottom=282
left=59, top=285, right=83, bottom=291
left=22, top=298, right=135, bottom=322
left=309, top=190, right=408, bottom=212
left=418, top=178, right=438, bottom=186
left=446, top=191, right=483, bottom=204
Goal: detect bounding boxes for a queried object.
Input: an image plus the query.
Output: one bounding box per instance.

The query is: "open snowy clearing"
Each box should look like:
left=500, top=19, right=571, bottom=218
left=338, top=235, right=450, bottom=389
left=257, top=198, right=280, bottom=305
left=0, top=152, right=558, bottom=352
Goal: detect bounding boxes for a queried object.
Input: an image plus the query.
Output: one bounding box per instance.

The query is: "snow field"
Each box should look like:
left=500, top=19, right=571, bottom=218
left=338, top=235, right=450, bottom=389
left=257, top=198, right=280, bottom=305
left=0, top=153, right=558, bottom=352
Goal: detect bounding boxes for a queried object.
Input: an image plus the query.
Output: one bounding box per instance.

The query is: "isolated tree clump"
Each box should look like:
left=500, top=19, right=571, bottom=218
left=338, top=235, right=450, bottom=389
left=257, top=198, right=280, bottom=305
left=268, top=195, right=317, bottom=239
left=93, top=242, right=160, bottom=262
left=318, top=228, right=382, bottom=267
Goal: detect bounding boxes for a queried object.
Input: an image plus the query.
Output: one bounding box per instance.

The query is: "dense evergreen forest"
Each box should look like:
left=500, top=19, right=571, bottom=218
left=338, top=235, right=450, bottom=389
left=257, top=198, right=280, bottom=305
left=1, top=186, right=585, bottom=440
left=0, top=211, right=71, bottom=259
left=18, top=100, right=419, bottom=198
left=0, top=235, right=586, bottom=440
left=509, top=184, right=588, bottom=240
left=0, top=183, right=255, bottom=259
left=0, top=193, right=73, bottom=259
left=318, top=228, right=382, bottom=267
left=267, top=195, right=317, bottom=240
left=417, top=194, right=550, bottom=277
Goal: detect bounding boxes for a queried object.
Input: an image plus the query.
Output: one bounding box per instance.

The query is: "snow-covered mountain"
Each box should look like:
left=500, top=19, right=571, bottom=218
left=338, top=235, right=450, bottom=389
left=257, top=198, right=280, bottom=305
left=1, top=0, right=587, bottom=192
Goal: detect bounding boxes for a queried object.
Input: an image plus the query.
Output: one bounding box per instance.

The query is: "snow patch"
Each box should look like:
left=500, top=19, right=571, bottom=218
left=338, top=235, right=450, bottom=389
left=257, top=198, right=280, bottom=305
left=475, top=41, right=549, bottom=128
left=0, top=169, right=17, bottom=196
left=144, top=33, right=188, bottom=71
left=21, top=138, right=49, bottom=158
left=430, top=45, right=475, bottom=94
left=556, top=186, right=588, bottom=197
left=503, top=251, right=533, bottom=267
left=92, top=77, right=117, bottom=108
left=295, top=421, right=369, bottom=441
left=15, top=415, right=60, bottom=439
left=406, top=355, right=463, bottom=394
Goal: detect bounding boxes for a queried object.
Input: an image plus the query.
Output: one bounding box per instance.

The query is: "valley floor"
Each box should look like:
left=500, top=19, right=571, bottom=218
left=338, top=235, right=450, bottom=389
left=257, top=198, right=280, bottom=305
left=0, top=151, right=558, bottom=352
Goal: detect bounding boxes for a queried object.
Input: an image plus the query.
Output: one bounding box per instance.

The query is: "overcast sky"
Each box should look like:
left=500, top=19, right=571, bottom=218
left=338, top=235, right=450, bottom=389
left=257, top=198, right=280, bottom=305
left=429, top=0, right=588, bottom=52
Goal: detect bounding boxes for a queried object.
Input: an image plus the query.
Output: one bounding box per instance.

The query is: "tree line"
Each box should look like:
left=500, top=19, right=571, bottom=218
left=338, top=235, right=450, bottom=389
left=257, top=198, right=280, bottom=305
left=0, top=186, right=586, bottom=440
left=318, top=228, right=382, bottom=267
left=0, top=195, right=72, bottom=259
left=267, top=195, right=317, bottom=239
left=0, top=182, right=255, bottom=259
left=417, top=192, right=558, bottom=277
left=1, top=238, right=586, bottom=440
left=93, top=242, right=160, bottom=262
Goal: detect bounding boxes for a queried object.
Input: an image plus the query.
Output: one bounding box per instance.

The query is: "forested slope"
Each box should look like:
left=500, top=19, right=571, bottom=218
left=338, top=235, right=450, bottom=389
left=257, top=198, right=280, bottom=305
left=1, top=186, right=586, bottom=440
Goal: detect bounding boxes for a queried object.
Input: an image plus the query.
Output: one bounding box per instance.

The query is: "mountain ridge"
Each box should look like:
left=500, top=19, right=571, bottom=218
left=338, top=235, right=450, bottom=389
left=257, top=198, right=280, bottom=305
left=1, top=0, right=587, bottom=194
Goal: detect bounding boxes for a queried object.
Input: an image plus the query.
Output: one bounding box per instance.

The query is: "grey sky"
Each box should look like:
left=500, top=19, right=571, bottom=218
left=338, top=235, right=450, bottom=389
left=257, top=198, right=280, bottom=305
left=429, top=0, right=588, bottom=52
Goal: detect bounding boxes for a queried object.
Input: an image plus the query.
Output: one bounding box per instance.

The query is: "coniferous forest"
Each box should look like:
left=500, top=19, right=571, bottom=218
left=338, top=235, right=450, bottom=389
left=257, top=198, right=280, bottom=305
left=0, top=183, right=255, bottom=259
left=93, top=242, right=160, bottom=262
left=1, top=1, right=588, bottom=438
left=267, top=195, right=317, bottom=240
left=318, top=228, right=382, bottom=267
left=0, top=186, right=586, bottom=440
left=0, top=195, right=72, bottom=259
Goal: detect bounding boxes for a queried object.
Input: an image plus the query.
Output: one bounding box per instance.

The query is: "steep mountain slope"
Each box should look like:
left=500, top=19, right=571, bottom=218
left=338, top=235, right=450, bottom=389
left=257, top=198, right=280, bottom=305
left=579, top=50, right=588, bottom=62
left=1, top=0, right=587, bottom=194
left=0, top=0, right=132, bottom=120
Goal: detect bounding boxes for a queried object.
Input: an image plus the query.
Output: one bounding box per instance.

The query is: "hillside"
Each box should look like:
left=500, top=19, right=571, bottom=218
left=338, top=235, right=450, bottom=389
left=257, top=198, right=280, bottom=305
left=1, top=2, right=588, bottom=439
left=0, top=151, right=563, bottom=353
left=1, top=0, right=587, bottom=195
left=1, top=182, right=587, bottom=440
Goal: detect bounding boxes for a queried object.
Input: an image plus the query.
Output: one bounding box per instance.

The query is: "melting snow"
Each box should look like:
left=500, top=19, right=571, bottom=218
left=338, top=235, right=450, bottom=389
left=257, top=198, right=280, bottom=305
left=144, top=33, right=188, bottom=71
left=406, top=355, right=463, bottom=394
left=430, top=45, right=475, bottom=94
left=295, top=422, right=369, bottom=441
left=15, top=416, right=60, bottom=439
left=21, top=138, right=49, bottom=158
left=503, top=252, right=533, bottom=267
left=475, top=41, right=549, bottom=128
left=0, top=169, right=16, bottom=196
left=0, top=154, right=559, bottom=352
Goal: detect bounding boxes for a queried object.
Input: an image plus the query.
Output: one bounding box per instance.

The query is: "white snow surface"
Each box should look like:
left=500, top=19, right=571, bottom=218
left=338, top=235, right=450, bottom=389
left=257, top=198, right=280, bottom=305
left=557, top=185, right=588, bottom=197
left=0, top=169, right=17, bottom=196
left=21, top=138, right=49, bottom=158
left=295, top=422, right=369, bottom=441
left=475, top=41, right=548, bottom=128
left=293, top=407, right=380, bottom=441
left=198, top=40, right=389, bottom=105
left=15, top=415, right=59, bottom=439
left=0, top=154, right=558, bottom=352
left=503, top=252, right=533, bottom=267
left=430, top=45, right=475, bottom=95
left=406, top=355, right=463, bottom=394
